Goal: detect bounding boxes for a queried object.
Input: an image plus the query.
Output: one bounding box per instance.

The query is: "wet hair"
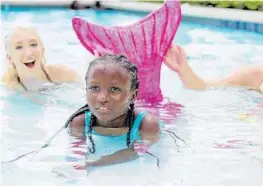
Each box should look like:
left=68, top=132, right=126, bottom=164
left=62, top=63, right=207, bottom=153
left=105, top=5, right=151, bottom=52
left=65, top=54, right=139, bottom=153
left=85, top=54, right=139, bottom=92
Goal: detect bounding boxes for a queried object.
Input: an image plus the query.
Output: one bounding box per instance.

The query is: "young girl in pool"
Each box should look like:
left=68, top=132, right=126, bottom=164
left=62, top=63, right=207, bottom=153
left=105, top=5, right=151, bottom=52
left=2, top=27, right=80, bottom=91
left=164, top=45, right=263, bottom=94
left=65, top=54, right=162, bottom=170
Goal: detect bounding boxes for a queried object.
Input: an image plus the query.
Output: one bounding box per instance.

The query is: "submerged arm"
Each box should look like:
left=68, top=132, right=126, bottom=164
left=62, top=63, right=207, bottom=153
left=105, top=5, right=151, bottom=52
left=76, top=114, right=160, bottom=170
left=86, top=148, right=138, bottom=167
left=2, top=71, right=26, bottom=91
left=4, top=80, right=26, bottom=91
left=71, top=114, right=138, bottom=168
left=70, top=113, right=86, bottom=139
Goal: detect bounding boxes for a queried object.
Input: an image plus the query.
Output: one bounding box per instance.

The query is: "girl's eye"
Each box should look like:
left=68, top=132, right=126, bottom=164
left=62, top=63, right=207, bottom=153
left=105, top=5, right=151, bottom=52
left=110, top=87, right=121, bottom=93
left=15, top=46, right=22, bottom=50
left=88, top=86, right=100, bottom=92
left=31, top=43, right=38, bottom=47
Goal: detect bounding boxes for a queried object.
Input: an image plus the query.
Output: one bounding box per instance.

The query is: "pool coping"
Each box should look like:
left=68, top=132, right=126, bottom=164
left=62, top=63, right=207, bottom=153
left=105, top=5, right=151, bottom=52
left=103, top=1, right=263, bottom=23
left=1, top=0, right=263, bottom=33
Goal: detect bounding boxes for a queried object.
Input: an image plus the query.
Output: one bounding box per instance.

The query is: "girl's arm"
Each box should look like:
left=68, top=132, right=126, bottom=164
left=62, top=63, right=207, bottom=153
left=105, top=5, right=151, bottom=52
left=84, top=148, right=138, bottom=168
left=75, top=114, right=160, bottom=170
left=70, top=113, right=86, bottom=139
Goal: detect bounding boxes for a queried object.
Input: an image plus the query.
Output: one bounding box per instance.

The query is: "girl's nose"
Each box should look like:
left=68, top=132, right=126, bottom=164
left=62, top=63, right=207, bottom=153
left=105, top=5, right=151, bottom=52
left=98, top=90, right=109, bottom=103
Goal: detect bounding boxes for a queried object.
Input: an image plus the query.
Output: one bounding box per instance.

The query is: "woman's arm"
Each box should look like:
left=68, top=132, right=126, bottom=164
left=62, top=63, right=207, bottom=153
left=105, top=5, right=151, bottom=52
left=4, top=80, right=25, bottom=91
left=164, top=45, right=263, bottom=91
left=163, top=45, right=207, bottom=90
left=2, top=72, right=26, bottom=91
left=44, top=64, right=81, bottom=83
left=207, top=67, right=263, bottom=91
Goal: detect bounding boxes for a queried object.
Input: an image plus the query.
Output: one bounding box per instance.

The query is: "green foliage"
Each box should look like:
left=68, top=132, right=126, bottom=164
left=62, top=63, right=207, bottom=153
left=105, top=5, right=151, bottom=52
left=244, top=1, right=263, bottom=10
left=138, top=0, right=263, bottom=11
left=215, top=1, right=232, bottom=8
left=232, top=1, right=246, bottom=9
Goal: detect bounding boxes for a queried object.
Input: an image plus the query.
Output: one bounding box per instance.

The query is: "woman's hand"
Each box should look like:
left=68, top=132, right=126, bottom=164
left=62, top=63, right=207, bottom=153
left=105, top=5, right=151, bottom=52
left=164, top=45, right=187, bottom=75
left=164, top=45, right=207, bottom=90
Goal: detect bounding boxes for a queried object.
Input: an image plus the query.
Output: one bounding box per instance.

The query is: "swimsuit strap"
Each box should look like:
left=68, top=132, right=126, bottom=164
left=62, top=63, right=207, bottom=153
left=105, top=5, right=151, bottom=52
left=84, top=111, right=148, bottom=143
left=129, top=112, right=148, bottom=145
left=41, top=64, right=53, bottom=82
left=259, top=79, right=263, bottom=93
left=132, top=112, right=148, bottom=132
left=14, top=62, right=53, bottom=91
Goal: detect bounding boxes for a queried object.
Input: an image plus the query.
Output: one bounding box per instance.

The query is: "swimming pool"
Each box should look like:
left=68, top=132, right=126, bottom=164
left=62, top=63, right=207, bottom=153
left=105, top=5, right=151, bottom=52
left=1, top=6, right=263, bottom=186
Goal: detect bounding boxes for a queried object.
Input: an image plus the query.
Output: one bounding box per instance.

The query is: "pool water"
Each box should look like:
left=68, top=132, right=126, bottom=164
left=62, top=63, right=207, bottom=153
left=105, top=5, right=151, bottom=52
left=1, top=6, right=263, bottom=186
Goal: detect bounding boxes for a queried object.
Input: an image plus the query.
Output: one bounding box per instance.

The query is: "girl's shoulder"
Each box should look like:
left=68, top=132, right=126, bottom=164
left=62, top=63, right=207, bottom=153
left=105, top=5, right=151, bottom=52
left=134, top=110, right=160, bottom=133
left=71, top=113, right=85, bottom=127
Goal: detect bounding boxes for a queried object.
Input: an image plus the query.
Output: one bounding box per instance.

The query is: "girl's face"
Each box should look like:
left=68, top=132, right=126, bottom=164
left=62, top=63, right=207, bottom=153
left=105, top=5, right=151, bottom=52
left=7, top=28, right=44, bottom=74
left=86, top=64, right=137, bottom=122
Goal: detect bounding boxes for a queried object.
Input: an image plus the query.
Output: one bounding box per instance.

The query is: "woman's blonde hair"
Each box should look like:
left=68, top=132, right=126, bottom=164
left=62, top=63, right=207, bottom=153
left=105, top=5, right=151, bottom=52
left=2, top=27, right=45, bottom=86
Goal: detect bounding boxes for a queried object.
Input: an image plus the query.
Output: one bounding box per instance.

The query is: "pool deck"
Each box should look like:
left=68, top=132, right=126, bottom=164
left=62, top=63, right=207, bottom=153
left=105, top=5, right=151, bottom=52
left=103, top=1, right=263, bottom=24
left=1, top=0, right=263, bottom=32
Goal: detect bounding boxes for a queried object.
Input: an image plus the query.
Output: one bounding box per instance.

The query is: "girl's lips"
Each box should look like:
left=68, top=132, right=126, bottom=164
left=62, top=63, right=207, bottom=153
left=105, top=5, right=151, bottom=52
left=96, top=107, right=114, bottom=115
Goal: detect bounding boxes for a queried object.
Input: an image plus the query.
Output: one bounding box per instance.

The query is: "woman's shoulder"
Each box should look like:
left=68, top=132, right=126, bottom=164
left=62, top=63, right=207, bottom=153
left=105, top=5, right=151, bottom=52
left=2, top=78, right=25, bottom=91
left=43, top=64, right=80, bottom=83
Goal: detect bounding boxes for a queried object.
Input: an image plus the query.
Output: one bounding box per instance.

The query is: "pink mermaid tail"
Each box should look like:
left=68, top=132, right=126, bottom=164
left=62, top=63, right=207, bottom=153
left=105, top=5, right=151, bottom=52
left=72, top=0, right=181, bottom=102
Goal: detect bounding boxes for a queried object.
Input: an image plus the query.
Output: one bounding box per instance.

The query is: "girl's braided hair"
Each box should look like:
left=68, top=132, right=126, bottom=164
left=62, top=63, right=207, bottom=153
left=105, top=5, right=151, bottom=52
left=65, top=54, right=139, bottom=153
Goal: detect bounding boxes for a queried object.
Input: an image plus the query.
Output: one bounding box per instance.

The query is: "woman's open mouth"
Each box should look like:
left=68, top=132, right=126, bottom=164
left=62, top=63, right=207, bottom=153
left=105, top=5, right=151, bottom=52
left=24, top=60, right=35, bottom=68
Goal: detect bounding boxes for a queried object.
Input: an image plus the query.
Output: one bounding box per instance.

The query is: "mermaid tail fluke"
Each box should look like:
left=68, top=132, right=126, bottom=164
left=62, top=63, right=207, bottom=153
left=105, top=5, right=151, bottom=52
left=72, top=0, right=181, bottom=102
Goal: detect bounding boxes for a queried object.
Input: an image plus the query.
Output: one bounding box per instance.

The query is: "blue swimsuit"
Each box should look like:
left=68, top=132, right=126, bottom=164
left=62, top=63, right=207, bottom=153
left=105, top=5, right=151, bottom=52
left=84, top=111, right=148, bottom=144
left=84, top=111, right=149, bottom=156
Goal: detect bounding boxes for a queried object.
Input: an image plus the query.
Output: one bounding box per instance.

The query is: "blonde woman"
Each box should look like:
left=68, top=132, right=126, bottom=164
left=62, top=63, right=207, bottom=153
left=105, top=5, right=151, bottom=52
left=2, top=27, right=81, bottom=91
left=164, top=45, right=263, bottom=93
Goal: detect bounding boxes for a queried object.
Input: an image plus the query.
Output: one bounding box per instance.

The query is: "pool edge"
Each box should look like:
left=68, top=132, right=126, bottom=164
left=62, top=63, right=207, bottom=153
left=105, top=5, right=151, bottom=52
left=1, top=0, right=263, bottom=33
